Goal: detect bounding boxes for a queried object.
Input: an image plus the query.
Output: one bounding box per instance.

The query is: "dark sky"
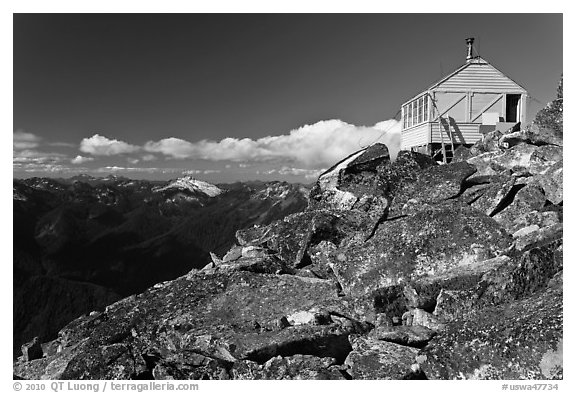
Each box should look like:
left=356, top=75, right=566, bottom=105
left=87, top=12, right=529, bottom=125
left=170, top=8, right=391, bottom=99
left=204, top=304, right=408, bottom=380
left=13, top=14, right=563, bottom=182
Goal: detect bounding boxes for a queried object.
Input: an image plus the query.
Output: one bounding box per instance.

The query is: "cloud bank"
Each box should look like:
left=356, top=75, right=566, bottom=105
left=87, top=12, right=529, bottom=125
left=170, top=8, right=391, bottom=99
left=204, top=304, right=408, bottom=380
left=142, top=119, right=400, bottom=168
left=13, top=131, right=42, bottom=150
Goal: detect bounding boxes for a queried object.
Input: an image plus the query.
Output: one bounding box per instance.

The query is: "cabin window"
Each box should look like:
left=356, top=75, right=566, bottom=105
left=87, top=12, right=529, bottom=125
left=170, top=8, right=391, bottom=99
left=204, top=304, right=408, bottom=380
left=402, top=94, right=429, bottom=128
left=417, top=97, right=423, bottom=123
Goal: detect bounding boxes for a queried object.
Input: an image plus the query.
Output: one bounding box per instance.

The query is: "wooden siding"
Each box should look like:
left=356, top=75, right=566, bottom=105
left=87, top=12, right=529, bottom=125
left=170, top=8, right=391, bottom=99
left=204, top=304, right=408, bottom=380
left=434, top=92, right=468, bottom=122
left=401, top=123, right=430, bottom=150
left=434, top=61, right=525, bottom=93
left=431, top=122, right=482, bottom=145
left=470, top=93, right=502, bottom=123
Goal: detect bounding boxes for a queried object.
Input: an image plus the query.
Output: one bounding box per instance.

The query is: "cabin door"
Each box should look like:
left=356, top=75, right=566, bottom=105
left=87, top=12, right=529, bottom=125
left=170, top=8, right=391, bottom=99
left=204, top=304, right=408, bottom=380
left=505, top=94, right=521, bottom=122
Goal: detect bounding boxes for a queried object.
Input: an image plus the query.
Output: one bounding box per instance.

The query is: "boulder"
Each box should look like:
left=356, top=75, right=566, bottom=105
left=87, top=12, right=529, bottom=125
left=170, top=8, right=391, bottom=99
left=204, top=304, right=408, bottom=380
left=327, top=204, right=511, bottom=297
left=232, top=355, right=344, bottom=380
left=480, top=239, right=562, bottom=305
left=433, top=288, right=477, bottom=323
left=467, top=142, right=560, bottom=180
left=460, top=183, right=493, bottom=204
left=492, top=183, right=547, bottom=233
left=402, top=308, right=445, bottom=331
left=369, top=325, right=436, bottom=347
left=420, top=286, right=563, bottom=379
left=514, top=224, right=563, bottom=253
left=212, top=255, right=290, bottom=275
left=377, top=150, right=437, bottom=196
left=469, top=130, right=503, bottom=156
left=308, top=144, right=391, bottom=214
left=241, top=246, right=269, bottom=259
left=536, top=160, right=563, bottom=204
left=13, top=270, right=360, bottom=379
left=451, top=145, right=472, bottom=162
left=21, top=337, right=43, bottom=361
left=235, top=210, right=373, bottom=268
left=222, top=245, right=243, bottom=262
left=534, top=145, right=563, bottom=163
left=388, top=161, right=476, bottom=216
left=469, top=176, right=516, bottom=216
left=499, top=130, right=531, bottom=149
left=526, top=124, right=563, bottom=147
left=344, top=336, right=421, bottom=379
left=433, top=240, right=562, bottom=323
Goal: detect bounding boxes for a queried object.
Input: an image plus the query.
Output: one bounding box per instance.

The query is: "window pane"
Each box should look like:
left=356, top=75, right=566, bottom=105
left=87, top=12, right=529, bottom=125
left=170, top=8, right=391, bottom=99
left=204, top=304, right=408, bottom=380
left=418, top=97, right=423, bottom=123
left=424, top=96, right=428, bottom=121
left=403, top=106, right=406, bottom=128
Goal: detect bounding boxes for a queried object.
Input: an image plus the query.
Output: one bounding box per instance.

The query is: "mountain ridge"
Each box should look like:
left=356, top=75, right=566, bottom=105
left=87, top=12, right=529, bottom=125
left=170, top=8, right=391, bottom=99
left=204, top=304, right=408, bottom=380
left=13, top=177, right=310, bottom=358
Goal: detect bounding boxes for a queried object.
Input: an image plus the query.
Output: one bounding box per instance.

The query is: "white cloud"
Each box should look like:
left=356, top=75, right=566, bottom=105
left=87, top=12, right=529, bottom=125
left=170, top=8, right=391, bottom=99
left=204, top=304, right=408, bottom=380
left=141, top=154, right=157, bottom=162
left=13, top=149, right=68, bottom=164
left=13, top=131, right=42, bottom=150
left=95, top=166, right=181, bottom=174
left=127, top=158, right=140, bottom=164
left=182, top=169, right=221, bottom=175
left=71, top=155, right=95, bottom=164
left=144, top=119, right=400, bottom=168
left=278, top=166, right=325, bottom=179
left=49, top=142, right=76, bottom=148
left=80, top=134, right=140, bottom=156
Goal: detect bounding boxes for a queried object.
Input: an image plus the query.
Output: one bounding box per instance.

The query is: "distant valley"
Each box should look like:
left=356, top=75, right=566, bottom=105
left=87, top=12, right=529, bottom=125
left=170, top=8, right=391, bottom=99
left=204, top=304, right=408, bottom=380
left=13, top=175, right=310, bottom=357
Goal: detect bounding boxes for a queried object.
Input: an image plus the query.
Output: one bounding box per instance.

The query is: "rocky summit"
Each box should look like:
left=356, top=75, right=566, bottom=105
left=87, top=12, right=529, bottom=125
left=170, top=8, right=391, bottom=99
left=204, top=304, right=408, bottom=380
left=14, top=121, right=563, bottom=380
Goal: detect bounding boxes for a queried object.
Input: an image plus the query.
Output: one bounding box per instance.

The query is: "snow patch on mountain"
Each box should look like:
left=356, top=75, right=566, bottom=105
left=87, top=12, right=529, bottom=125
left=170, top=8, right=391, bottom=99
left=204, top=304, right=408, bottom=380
left=153, top=176, right=224, bottom=197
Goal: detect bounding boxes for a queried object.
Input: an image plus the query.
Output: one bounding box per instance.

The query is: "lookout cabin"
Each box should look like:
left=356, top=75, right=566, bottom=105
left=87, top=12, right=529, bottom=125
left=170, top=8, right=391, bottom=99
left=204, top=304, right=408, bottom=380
left=400, top=38, right=528, bottom=162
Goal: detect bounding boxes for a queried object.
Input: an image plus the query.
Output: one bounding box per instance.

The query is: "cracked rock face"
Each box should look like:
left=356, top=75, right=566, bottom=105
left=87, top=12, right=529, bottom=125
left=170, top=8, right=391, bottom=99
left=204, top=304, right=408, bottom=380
left=14, top=112, right=563, bottom=380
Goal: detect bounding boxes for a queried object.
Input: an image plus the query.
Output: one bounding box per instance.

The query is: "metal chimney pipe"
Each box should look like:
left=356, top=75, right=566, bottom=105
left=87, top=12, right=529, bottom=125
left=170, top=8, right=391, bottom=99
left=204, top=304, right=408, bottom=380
left=466, top=37, right=475, bottom=61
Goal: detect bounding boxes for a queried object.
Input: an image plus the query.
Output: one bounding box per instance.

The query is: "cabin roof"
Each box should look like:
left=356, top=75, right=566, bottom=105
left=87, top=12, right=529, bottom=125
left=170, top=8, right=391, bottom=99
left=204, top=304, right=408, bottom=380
left=401, top=56, right=528, bottom=106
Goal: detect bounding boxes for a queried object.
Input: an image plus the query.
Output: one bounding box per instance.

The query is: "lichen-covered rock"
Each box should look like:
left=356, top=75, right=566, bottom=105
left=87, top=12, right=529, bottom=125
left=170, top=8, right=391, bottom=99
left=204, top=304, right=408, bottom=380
left=402, top=308, right=445, bottom=331
left=534, top=145, right=562, bottom=163
left=537, top=160, right=563, bottom=205
left=460, top=182, right=492, bottom=204
left=13, top=270, right=361, bottom=379
left=469, top=130, right=503, bottom=156
left=223, top=245, right=243, bottom=262
left=467, top=142, right=560, bottom=180
left=527, top=124, right=563, bottom=147
left=492, top=183, right=547, bottom=233
left=21, top=337, right=43, bottom=362
left=452, top=145, right=473, bottom=162
left=420, top=286, right=563, bottom=379
left=13, top=137, right=563, bottom=380
left=344, top=336, right=420, bottom=379
left=514, top=224, right=562, bottom=253
left=308, top=144, right=391, bottom=215
left=469, top=177, right=516, bottom=216
left=232, top=355, right=344, bottom=380
left=235, top=210, right=373, bottom=268
left=327, top=204, right=511, bottom=297
left=389, top=162, right=476, bottom=216
left=377, top=150, right=437, bottom=195
left=433, top=240, right=562, bottom=323
left=369, top=325, right=436, bottom=347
